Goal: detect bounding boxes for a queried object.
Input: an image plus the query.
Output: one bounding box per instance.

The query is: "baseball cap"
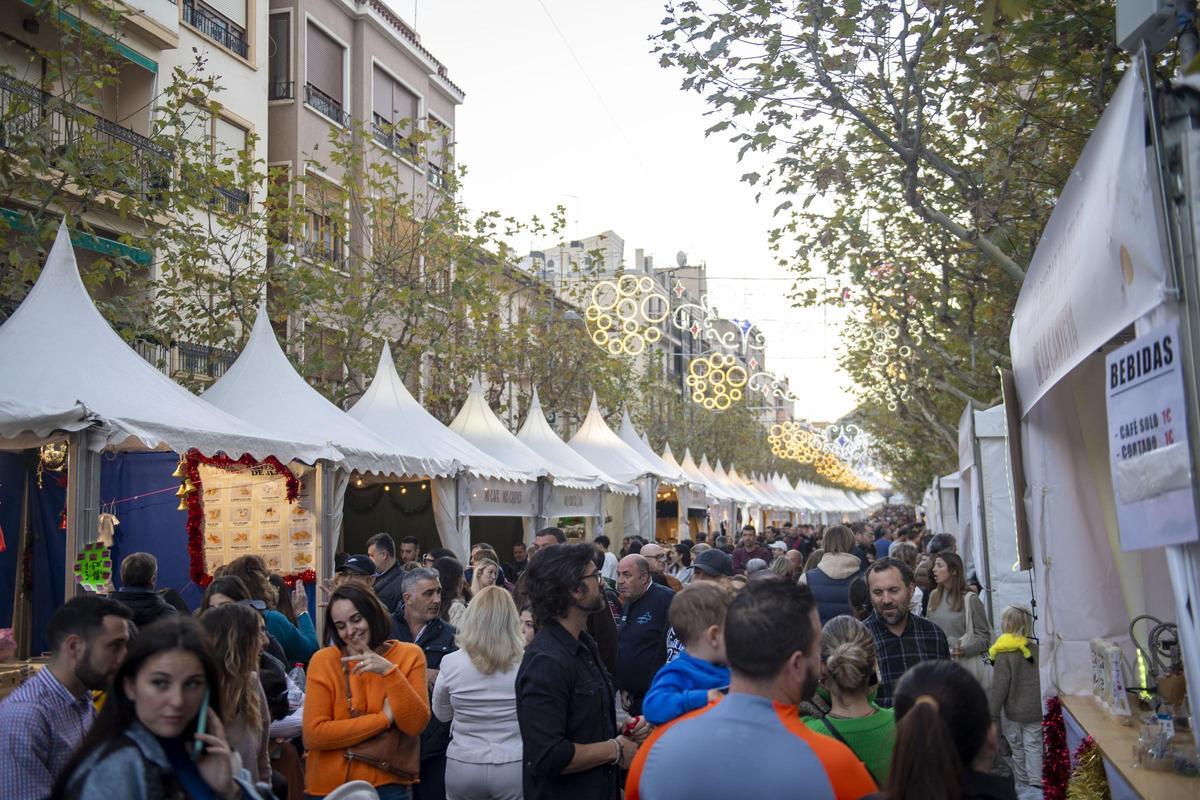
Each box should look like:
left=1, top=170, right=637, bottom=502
left=693, top=548, right=733, bottom=577
left=338, top=554, right=375, bottom=576
left=768, top=540, right=787, bottom=552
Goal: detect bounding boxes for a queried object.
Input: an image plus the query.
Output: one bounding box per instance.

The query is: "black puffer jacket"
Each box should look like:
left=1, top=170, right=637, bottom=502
left=111, top=587, right=178, bottom=630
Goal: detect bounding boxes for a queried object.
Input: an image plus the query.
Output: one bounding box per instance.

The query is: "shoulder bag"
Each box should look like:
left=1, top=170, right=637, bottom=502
left=342, top=646, right=420, bottom=781
left=959, top=595, right=993, bottom=692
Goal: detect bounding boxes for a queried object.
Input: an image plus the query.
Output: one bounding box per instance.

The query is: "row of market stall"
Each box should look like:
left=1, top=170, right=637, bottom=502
left=0, top=225, right=880, bottom=650
left=920, top=60, right=1200, bottom=794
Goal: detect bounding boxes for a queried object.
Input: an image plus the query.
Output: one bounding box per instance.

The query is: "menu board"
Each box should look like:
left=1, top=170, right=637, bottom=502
left=198, top=462, right=317, bottom=575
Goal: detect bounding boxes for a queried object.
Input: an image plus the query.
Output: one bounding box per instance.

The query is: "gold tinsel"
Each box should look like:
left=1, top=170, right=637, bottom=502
left=1066, top=737, right=1111, bottom=800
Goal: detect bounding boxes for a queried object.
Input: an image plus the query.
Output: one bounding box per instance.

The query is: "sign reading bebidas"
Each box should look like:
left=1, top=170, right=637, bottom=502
left=1104, top=324, right=1199, bottom=551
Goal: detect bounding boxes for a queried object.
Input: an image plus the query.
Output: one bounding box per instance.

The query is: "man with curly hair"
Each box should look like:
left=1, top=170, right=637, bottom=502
left=516, top=543, right=647, bottom=800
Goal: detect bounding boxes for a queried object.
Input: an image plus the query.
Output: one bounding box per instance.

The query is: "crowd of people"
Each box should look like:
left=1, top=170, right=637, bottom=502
left=0, top=513, right=1043, bottom=800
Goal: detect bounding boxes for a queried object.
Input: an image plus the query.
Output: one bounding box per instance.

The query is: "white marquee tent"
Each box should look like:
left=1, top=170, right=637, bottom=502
left=568, top=396, right=658, bottom=539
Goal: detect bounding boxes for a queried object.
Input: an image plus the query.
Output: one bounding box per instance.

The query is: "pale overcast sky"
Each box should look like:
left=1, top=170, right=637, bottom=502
left=402, top=0, right=855, bottom=422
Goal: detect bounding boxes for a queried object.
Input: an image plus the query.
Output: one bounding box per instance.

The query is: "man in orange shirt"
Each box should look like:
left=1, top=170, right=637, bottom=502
left=626, top=581, right=877, bottom=800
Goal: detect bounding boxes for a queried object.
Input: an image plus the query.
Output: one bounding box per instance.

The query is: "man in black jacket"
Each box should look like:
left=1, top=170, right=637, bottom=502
left=393, top=566, right=457, bottom=800
left=614, top=554, right=674, bottom=716
left=110, top=552, right=177, bottom=629
left=366, top=532, right=405, bottom=613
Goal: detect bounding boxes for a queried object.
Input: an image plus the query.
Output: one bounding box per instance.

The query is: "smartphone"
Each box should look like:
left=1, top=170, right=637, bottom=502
left=193, top=687, right=210, bottom=759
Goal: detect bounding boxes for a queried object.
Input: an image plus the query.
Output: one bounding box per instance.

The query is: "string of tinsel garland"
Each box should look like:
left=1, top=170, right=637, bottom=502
left=1066, top=736, right=1110, bottom=800
left=184, top=449, right=311, bottom=588
left=1044, top=696, right=1071, bottom=800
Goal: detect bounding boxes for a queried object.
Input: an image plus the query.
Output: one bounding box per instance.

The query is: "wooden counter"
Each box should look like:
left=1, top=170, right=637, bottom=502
left=1060, top=694, right=1197, bottom=799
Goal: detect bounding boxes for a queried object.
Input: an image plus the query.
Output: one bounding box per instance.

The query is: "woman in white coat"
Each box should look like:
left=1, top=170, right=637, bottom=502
left=432, top=585, right=525, bottom=800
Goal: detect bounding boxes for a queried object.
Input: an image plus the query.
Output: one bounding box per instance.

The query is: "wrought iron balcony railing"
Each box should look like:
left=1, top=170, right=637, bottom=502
left=183, top=0, right=249, bottom=58
left=0, top=73, right=171, bottom=201
left=305, top=83, right=351, bottom=127
left=268, top=80, right=294, bottom=101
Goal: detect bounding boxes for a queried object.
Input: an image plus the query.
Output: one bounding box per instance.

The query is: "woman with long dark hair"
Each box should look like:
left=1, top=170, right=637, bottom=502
left=225, top=555, right=318, bottom=666
left=433, top=556, right=471, bottom=629
left=926, top=552, right=992, bottom=677
left=200, top=603, right=271, bottom=784
left=303, top=583, right=430, bottom=799
left=885, top=660, right=1014, bottom=799
left=668, top=544, right=694, bottom=584
left=53, top=616, right=263, bottom=799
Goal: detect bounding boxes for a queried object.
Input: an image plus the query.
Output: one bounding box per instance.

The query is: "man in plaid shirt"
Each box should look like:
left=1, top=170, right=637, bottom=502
left=0, top=596, right=131, bottom=800
left=864, top=557, right=950, bottom=707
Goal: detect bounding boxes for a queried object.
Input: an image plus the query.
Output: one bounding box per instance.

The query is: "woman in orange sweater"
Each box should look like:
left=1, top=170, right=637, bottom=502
left=303, top=583, right=430, bottom=799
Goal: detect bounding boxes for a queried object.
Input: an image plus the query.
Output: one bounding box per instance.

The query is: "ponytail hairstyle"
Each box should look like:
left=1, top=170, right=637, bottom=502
left=887, top=660, right=991, bottom=800
left=819, top=615, right=876, bottom=697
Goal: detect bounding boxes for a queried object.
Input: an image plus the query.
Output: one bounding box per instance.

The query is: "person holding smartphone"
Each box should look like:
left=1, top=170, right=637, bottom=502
left=52, top=616, right=263, bottom=800
left=303, top=583, right=430, bottom=799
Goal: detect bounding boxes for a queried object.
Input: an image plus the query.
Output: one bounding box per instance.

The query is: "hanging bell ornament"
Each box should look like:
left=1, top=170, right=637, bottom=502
left=184, top=479, right=197, bottom=495
left=171, top=459, right=186, bottom=479
left=176, top=497, right=188, bottom=512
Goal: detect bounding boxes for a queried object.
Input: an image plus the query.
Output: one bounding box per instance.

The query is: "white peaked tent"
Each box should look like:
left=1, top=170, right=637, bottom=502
left=695, top=453, right=738, bottom=532
left=203, top=305, right=420, bottom=476
left=659, top=443, right=708, bottom=539
left=0, top=222, right=331, bottom=598
left=349, top=346, right=532, bottom=555
left=568, top=396, right=658, bottom=539
left=202, top=305, right=430, bottom=579
left=0, top=223, right=329, bottom=463
left=517, top=389, right=637, bottom=536
left=447, top=378, right=546, bottom=541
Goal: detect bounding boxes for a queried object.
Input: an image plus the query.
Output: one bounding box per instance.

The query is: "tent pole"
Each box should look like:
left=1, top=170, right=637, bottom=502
left=12, top=468, right=30, bottom=659
left=64, top=431, right=101, bottom=602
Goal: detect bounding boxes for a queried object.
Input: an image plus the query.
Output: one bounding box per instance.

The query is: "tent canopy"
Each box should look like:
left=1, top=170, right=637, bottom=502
left=516, top=389, right=637, bottom=495
left=348, top=346, right=527, bottom=481
left=202, top=305, right=423, bottom=475
left=567, top=396, right=656, bottom=484
left=448, top=377, right=564, bottom=487
left=0, top=223, right=329, bottom=462
left=678, top=447, right=734, bottom=501
left=617, top=411, right=691, bottom=485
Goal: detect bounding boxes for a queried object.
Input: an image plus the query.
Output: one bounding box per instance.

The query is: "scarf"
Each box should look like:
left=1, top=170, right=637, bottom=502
left=988, top=632, right=1031, bottom=662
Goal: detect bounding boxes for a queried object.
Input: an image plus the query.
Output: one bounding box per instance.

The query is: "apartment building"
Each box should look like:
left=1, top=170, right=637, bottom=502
left=265, top=0, right=462, bottom=263
left=0, top=0, right=273, bottom=379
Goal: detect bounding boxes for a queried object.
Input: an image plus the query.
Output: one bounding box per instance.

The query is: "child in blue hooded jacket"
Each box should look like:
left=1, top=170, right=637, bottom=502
left=642, top=582, right=732, bottom=725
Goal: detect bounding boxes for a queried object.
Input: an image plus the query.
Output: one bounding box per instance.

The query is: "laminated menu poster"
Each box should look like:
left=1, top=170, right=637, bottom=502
left=198, top=462, right=317, bottom=574
left=1104, top=323, right=1200, bottom=551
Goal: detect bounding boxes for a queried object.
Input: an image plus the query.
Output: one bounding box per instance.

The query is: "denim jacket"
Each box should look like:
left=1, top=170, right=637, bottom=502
left=61, top=721, right=263, bottom=800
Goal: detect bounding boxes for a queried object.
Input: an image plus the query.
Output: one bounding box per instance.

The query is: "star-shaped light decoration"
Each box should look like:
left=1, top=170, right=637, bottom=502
left=673, top=280, right=686, bottom=298
left=749, top=356, right=759, bottom=370
left=689, top=322, right=701, bottom=336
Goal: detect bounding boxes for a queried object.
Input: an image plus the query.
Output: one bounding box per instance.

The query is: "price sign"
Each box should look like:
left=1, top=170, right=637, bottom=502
left=1105, top=323, right=1200, bottom=551
left=72, top=541, right=112, bottom=592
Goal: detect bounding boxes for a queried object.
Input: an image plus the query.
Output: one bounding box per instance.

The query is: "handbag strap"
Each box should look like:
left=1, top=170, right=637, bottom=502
left=819, top=712, right=877, bottom=782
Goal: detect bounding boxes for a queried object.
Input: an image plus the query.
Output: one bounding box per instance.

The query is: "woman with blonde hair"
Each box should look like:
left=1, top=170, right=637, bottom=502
left=432, top=585, right=524, bottom=800
left=200, top=602, right=272, bottom=783
left=927, top=552, right=992, bottom=685
left=803, top=615, right=895, bottom=784
left=470, top=558, right=501, bottom=596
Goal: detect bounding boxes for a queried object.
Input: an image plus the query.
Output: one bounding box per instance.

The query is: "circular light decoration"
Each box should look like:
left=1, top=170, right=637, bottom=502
left=686, top=352, right=748, bottom=411
left=585, top=276, right=668, bottom=356
left=768, top=420, right=874, bottom=491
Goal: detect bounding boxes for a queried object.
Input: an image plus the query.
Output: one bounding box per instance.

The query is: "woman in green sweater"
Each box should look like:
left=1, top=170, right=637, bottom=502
left=803, top=615, right=896, bottom=785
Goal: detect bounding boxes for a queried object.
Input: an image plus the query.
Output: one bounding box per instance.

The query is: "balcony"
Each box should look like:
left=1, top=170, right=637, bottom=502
left=305, top=84, right=350, bottom=127
left=371, top=113, right=419, bottom=161
left=135, top=339, right=236, bottom=383
left=0, top=74, right=171, bottom=201
left=427, top=161, right=448, bottom=191
left=268, top=81, right=295, bottom=101
left=299, top=238, right=349, bottom=270
left=212, top=185, right=249, bottom=215
left=183, top=0, right=248, bottom=59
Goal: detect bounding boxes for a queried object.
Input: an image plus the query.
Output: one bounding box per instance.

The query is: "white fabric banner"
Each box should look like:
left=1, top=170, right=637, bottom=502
left=544, top=484, right=602, bottom=519
left=1011, top=62, right=1170, bottom=416
left=459, top=476, right=539, bottom=518
left=431, top=477, right=467, bottom=558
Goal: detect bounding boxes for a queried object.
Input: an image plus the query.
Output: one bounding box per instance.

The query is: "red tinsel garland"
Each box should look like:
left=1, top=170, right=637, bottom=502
left=1044, top=696, right=1072, bottom=800
left=183, top=449, right=313, bottom=588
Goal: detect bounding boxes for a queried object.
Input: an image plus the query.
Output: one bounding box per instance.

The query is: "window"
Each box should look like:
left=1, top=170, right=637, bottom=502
left=427, top=117, right=451, bottom=190
left=183, top=0, right=249, bottom=59
left=268, top=14, right=292, bottom=100
left=302, top=176, right=345, bottom=266
left=372, top=66, right=418, bottom=157
left=303, top=324, right=343, bottom=386
left=305, top=23, right=347, bottom=125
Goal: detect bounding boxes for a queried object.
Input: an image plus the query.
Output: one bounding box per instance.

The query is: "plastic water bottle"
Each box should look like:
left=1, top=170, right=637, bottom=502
left=287, top=663, right=306, bottom=711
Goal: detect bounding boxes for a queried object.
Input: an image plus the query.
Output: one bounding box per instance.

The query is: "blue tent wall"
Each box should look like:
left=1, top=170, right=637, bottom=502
left=0, top=452, right=26, bottom=628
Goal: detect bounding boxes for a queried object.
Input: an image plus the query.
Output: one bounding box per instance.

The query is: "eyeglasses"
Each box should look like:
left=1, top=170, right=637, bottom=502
left=581, top=572, right=604, bottom=584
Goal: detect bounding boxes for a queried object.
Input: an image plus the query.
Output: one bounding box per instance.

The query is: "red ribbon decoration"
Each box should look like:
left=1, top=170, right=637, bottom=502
left=1042, top=696, right=1071, bottom=800
left=184, top=449, right=311, bottom=588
